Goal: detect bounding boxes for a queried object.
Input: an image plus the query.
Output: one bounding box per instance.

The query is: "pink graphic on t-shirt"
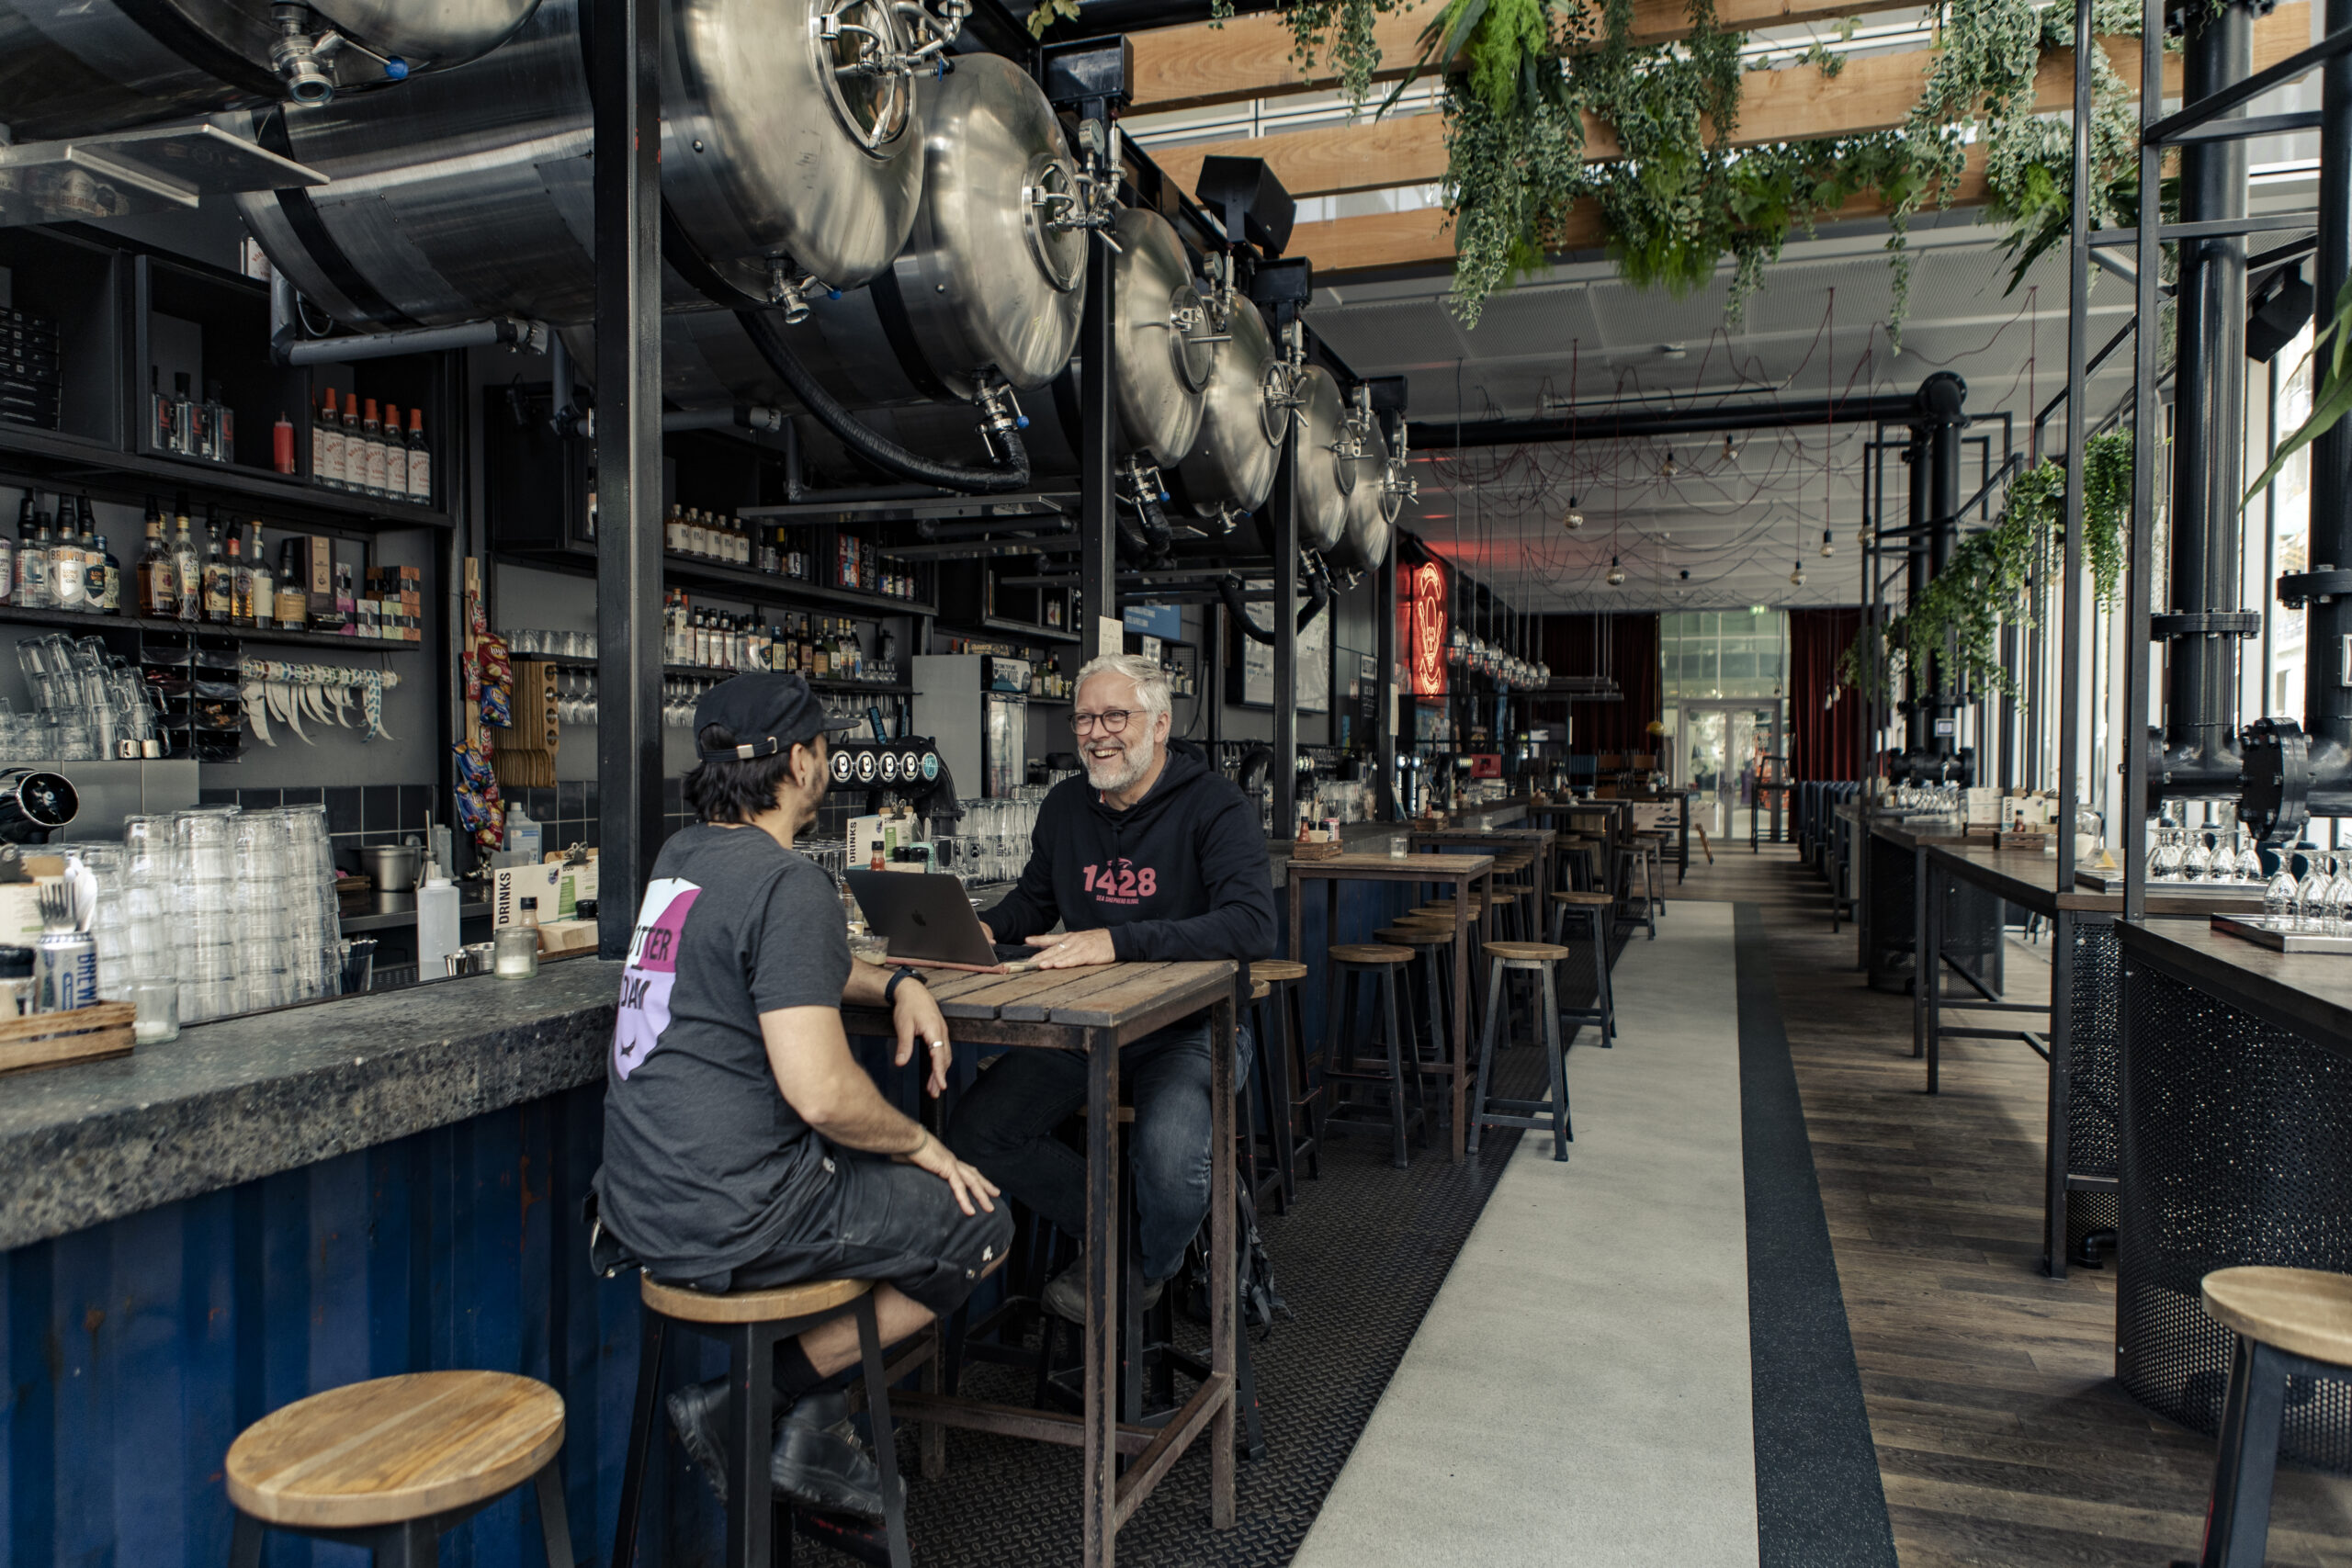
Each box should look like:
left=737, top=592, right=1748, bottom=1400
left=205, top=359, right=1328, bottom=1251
left=613, top=877, right=700, bottom=1080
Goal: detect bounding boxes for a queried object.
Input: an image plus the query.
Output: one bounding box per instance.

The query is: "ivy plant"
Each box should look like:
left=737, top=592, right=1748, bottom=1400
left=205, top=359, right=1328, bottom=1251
left=1842, top=428, right=2134, bottom=702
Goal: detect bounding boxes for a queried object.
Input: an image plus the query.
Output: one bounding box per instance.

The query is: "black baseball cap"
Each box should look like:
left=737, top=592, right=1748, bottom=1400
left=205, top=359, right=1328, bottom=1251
left=693, top=671, right=858, bottom=761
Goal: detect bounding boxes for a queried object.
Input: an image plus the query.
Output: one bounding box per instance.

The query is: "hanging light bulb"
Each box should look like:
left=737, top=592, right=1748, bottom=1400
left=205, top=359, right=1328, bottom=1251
left=1790, top=559, right=1807, bottom=588
left=1722, top=434, right=1738, bottom=462
left=1563, top=496, right=1585, bottom=530
left=1659, top=449, right=1678, bottom=479
left=1607, top=557, right=1626, bottom=587
left=1820, top=527, right=1836, bottom=558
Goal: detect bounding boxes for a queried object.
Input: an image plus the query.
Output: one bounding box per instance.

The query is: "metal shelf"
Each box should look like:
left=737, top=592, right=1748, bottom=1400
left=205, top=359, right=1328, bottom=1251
left=0, top=604, right=422, bottom=652
left=520, top=651, right=910, bottom=692
left=662, top=552, right=934, bottom=616
left=0, top=420, right=452, bottom=530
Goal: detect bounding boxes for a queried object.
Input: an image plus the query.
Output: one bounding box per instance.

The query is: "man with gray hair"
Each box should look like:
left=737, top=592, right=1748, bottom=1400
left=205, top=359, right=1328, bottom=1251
left=947, top=651, right=1276, bottom=1320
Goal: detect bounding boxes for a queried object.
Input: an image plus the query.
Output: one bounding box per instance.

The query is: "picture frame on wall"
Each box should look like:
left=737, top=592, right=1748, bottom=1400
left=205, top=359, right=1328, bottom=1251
left=1225, top=581, right=1330, bottom=711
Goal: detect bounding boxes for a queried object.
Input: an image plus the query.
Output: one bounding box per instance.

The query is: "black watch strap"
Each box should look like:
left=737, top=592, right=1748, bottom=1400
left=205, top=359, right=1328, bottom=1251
left=883, top=967, right=914, bottom=1006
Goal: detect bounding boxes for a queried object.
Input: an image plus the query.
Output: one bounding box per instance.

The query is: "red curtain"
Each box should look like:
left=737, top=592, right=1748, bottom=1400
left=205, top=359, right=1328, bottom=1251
left=1788, top=606, right=1865, bottom=780
left=1540, top=614, right=1662, bottom=755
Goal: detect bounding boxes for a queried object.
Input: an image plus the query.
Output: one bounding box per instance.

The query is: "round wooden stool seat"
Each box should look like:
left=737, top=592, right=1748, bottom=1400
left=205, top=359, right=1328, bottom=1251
left=226, top=1371, right=564, bottom=1530
left=1329, top=943, right=1414, bottom=965
left=1374, top=926, right=1450, bottom=945
left=643, top=1273, right=869, bottom=1325
left=1552, top=890, right=1612, bottom=907
left=1484, top=942, right=1571, bottom=962
left=1250, top=978, right=1271, bottom=1000
left=1415, top=899, right=1483, bottom=915
left=1253, top=959, right=1309, bottom=984
left=2202, top=1267, right=2352, bottom=1367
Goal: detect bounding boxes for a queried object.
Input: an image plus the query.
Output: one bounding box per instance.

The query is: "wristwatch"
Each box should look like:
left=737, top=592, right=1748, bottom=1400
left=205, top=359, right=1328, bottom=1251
left=883, top=967, right=917, bottom=1008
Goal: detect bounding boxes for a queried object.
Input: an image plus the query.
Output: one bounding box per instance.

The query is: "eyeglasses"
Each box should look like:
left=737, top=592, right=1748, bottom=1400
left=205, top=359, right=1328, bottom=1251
left=1071, top=709, right=1136, bottom=736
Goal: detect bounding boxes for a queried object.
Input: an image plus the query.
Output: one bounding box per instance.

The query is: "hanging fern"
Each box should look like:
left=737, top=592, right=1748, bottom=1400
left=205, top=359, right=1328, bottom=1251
left=1842, top=428, right=2134, bottom=702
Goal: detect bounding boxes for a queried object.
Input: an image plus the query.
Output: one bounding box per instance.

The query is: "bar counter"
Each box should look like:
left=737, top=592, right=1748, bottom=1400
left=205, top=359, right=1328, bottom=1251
left=2114, top=919, right=2352, bottom=1474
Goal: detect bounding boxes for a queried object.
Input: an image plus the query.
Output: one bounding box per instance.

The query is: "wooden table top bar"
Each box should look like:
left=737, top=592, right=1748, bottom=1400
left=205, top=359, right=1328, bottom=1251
left=1926, top=843, right=2268, bottom=919
left=1286, top=852, right=1498, bottom=880
left=2116, top=920, right=2352, bottom=1058
left=863, top=961, right=1238, bottom=1043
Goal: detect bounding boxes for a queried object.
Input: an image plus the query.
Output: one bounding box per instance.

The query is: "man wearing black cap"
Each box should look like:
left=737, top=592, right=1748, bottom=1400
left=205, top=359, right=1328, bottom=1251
left=594, top=671, right=1010, bottom=1521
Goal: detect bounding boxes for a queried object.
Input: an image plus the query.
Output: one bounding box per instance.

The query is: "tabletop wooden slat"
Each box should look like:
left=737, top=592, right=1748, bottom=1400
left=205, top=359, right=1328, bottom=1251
left=1036, top=962, right=1235, bottom=1027
left=995, top=964, right=1171, bottom=1021
left=1289, top=852, right=1496, bottom=874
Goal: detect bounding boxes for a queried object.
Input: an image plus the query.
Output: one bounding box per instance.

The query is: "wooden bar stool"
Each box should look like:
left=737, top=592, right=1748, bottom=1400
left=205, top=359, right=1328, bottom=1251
left=226, top=1371, right=572, bottom=1568
left=1613, top=838, right=1661, bottom=941
left=1548, top=889, right=1619, bottom=1045
left=1468, top=941, right=1576, bottom=1162
left=1321, top=942, right=1426, bottom=1168
left=2186, top=1266, right=2352, bottom=1567
left=1375, top=922, right=1461, bottom=1124
left=1250, top=957, right=1320, bottom=1191
left=615, top=1275, right=915, bottom=1568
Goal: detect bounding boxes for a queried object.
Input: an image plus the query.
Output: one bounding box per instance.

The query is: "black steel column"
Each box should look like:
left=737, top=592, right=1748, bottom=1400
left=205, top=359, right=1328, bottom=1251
left=2305, top=0, right=2352, bottom=765
left=1902, top=434, right=1931, bottom=757
left=593, top=0, right=663, bottom=959
left=1272, top=407, right=1300, bottom=832
left=1079, top=196, right=1118, bottom=665
left=1376, top=545, right=1397, bottom=818
left=2123, top=0, right=2165, bottom=922
left=2163, top=0, right=2255, bottom=795
left=2057, top=0, right=2093, bottom=894
left=1926, top=373, right=1965, bottom=768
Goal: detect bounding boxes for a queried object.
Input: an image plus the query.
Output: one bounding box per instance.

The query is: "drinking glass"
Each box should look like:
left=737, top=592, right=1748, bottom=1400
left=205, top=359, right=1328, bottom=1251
left=2236, top=831, right=2266, bottom=883
left=2295, top=852, right=2330, bottom=930
left=2264, top=858, right=2300, bottom=922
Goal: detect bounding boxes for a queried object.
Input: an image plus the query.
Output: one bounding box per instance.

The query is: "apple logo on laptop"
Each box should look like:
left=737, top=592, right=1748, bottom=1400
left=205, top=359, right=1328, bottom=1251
left=911, top=911, right=928, bottom=927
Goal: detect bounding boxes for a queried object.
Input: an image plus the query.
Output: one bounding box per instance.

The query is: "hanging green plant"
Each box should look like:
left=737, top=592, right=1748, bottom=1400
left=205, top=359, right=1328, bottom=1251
left=1839, top=428, right=2133, bottom=701
left=2245, top=276, right=2352, bottom=502
left=1270, top=0, right=1419, bottom=112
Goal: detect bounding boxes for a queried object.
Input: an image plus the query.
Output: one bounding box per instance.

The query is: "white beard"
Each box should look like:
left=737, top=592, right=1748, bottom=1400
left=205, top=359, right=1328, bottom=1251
left=1084, top=739, right=1151, bottom=794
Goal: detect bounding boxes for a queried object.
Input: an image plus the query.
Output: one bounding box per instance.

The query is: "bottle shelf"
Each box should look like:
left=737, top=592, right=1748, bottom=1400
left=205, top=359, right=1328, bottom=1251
left=0, top=603, right=421, bottom=653
left=521, top=652, right=909, bottom=692
left=659, top=552, right=933, bottom=616
left=0, top=420, right=452, bottom=531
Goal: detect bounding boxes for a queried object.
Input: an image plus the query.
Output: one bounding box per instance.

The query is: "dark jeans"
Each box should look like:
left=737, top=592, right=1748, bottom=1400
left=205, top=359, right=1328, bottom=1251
left=945, top=1016, right=1251, bottom=1284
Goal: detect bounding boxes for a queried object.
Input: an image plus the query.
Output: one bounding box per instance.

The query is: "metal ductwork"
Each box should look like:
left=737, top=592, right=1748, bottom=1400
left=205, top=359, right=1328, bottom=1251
left=2152, top=1, right=2265, bottom=808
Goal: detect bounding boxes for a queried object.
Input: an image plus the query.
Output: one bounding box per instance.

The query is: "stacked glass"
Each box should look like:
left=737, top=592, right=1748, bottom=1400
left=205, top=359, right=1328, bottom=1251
left=173, top=807, right=241, bottom=1022
left=280, top=803, right=342, bottom=1001
left=116, top=815, right=178, bottom=1000
left=231, top=809, right=294, bottom=1012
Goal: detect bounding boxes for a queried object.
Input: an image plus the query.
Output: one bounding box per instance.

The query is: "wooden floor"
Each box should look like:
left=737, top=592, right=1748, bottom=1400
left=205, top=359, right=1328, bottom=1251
left=1664, top=840, right=2352, bottom=1567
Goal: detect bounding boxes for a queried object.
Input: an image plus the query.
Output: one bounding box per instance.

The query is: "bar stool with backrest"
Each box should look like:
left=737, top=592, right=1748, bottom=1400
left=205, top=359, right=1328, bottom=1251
left=1547, top=888, right=1619, bottom=1045
left=1467, top=940, right=1577, bottom=1162
left=1320, top=942, right=1425, bottom=1168
left=2184, top=1266, right=2352, bottom=1568
left=614, top=1274, right=916, bottom=1568
left=1249, top=958, right=1318, bottom=1200
left=227, top=1371, right=573, bottom=1568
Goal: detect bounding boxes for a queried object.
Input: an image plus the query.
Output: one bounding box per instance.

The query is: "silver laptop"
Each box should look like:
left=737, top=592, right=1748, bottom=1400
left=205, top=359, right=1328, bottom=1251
left=843, top=870, right=1036, bottom=972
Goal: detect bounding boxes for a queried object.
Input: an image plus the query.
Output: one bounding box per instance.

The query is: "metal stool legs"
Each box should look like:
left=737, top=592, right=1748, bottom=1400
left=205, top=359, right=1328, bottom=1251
left=1468, top=952, right=1573, bottom=1161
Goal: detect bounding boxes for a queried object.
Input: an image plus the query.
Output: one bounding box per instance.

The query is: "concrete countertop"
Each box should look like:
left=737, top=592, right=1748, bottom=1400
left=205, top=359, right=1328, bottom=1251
left=0, top=959, right=620, bottom=1251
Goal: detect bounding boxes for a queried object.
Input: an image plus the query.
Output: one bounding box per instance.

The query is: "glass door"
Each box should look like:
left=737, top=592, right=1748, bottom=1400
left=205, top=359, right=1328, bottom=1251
left=1682, top=700, right=1784, bottom=840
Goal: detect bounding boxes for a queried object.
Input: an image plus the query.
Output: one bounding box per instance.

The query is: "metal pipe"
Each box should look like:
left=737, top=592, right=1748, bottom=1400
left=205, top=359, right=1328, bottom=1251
left=1409, top=392, right=1938, bottom=451
left=273, top=268, right=545, bottom=365
left=2304, top=0, right=2352, bottom=802
left=661, top=405, right=787, bottom=434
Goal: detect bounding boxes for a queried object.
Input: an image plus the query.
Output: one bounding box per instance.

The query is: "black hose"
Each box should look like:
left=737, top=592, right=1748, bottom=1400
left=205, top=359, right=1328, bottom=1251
left=1115, top=507, right=1154, bottom=565
left=737, top=310, right=1030, bottom=494
left=1218, top=570, right=1330, bottom=645
left=1237, top=744, right=1273, bottom=797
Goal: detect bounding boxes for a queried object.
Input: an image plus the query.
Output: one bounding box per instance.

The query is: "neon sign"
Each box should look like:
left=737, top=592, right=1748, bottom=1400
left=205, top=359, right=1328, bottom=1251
left=1405, top=560, right=1448, bottom=696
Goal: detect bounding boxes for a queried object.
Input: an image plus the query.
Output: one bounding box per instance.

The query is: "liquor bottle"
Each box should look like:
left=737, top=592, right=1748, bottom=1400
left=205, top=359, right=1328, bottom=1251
left=172, top=502, right=201, bottom=622
left=172, top=373, right=200, bottom=459
left=136, top=505, right=173, bottom=617
left=341, top=393, right=364, bottom=496
left=204, top=380, right=233, bottom=464
left=730, top=615, right=748, bottom=671
left=20, top=502, right=50, bottom=611
left=201, top=521, right=231, bottom=623
left=664, top=505, right=687, bottom=555
left=49, top=492, right=83, bottom=614
left=227, top=526, right=251, bottom=626
left=750, top=617, right=772, bottom=671
left=77, top=499, right=104, bottom=611
left=272, top=411, right=296, bottom=475
left=360, top=398, right=387, bottom=497
left=687, top=509, right=709, bottom=560
left=247, top=525, right=274, bottom=629
left=149, top=369, right=173, bottom=453
left=404, top=407, right=431, bottom=504
left=96, top=533, right=119, bottom=615
left=315, top=388, right=345, bottom=490
left=381, top=403, right=408, bottom=499
left=797, top=615, right=814, bottom=675
left=0, top=495, right=17, bottom=606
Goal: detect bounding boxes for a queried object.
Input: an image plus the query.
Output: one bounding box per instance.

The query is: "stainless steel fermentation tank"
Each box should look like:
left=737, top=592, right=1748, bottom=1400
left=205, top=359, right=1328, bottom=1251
left=0, top=0, right=541, bottom=139
left=237, top=0, right=929, bottom=326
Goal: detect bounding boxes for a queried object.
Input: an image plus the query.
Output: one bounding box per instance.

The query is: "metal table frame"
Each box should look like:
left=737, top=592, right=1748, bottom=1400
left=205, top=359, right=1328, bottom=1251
left=1286, top=852, right=1496, bottom=1164
left=846, top=959, right=1239, bottom=1568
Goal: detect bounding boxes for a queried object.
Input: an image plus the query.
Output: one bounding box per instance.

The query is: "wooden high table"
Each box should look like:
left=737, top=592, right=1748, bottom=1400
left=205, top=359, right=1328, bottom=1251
left=846, top=960, right=1239, bottom=1568
left=1286, top=851, right=1497, bottom=1163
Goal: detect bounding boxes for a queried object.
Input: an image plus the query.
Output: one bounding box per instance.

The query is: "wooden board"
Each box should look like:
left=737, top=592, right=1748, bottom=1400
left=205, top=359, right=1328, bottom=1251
left=0, top=1001, right=135, bottom=1077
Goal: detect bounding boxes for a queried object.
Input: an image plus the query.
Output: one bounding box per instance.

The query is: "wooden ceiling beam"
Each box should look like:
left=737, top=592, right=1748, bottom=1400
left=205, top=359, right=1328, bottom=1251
left=1288, top=146, right=1994, bottom=279
left=1142, top=2, right=2306, bottom=202
left=1129, top=0, right=1882, bottom=113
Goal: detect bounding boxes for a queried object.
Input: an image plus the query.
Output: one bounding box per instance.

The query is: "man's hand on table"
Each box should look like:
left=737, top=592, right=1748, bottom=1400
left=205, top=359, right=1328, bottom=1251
left=1025, top=928, right=1117, bottom=968
left=899, top=1128, right=1000, bottom=1216
left=889, top=976, right=954, bottom=1098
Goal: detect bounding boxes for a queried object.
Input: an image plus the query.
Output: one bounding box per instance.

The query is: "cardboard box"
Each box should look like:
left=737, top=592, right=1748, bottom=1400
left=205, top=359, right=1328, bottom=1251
left=537, top=918, right=599, bottom=954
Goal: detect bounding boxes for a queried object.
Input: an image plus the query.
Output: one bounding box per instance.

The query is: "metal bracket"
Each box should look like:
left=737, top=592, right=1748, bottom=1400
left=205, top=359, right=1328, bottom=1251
left=2238, top=716, right=2312, bottom=845
left=2276, top=567, right=2352, bottom=607
left=2149, top=610, right=2264, bottom=637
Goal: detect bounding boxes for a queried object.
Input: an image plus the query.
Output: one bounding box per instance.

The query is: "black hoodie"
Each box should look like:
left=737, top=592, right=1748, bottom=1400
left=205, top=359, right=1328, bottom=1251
left=982, top=740, right=1277, bottom=977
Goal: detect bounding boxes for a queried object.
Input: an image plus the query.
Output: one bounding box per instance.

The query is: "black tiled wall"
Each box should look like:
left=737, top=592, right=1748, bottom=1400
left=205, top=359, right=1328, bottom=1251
left=201, top=784, right=436, bottom=874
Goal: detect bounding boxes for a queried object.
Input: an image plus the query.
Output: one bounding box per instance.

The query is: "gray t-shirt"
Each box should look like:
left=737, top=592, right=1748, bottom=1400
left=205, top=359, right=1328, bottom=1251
left=594, top=823, right=852, bottom=1276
